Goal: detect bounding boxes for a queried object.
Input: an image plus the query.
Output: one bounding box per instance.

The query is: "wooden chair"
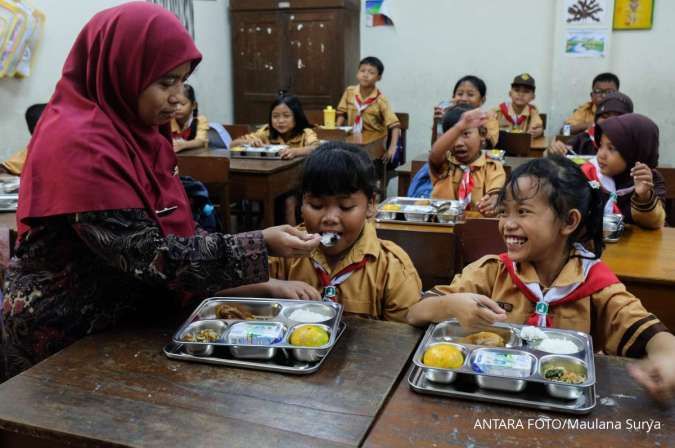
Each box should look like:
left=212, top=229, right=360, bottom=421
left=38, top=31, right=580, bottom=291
left=177, top=154, right=231, bottom=232
left=376, top=227, right=457, bottom=290
left=454, top=218, right=506, bottom=267
left=223, top=124, right=252, bottom=140
left=656, top=165, right=675, bottom=227
left=497, top=130, right=531, bottom=157
left=391, top=112, right=409, bottom=165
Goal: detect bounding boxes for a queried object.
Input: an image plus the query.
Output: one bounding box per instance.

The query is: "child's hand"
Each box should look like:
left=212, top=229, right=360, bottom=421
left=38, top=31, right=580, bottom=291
left=268, top=278, right=322, bottom=300
left=459, top=108, right=489, bottom=130
left=477, top=194, right=499, bottom=217
left=173, top=139, right=188, bottom=153
left=279, top=147, right=299, bottom=160
left=382, top=146, right=397, bottom=162
left=248, top=135, right=265, bottom=147
left=631, top=162, right=654, bottom=200
left=433, top=106, right=445, bottom=120
left=452, top=293, right=507, bottom=328
left=547, top=140, right=570, bottom=156
left=529, top=123, right=543, bottom=138
left=627, top=354, right=675, bottom=403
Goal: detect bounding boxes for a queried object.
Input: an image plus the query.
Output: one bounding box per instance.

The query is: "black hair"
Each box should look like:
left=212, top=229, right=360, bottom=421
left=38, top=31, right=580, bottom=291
left=441, top=103, right=474, bottom=132
left=301, top=141, right=376, bottom=199
left=181, top=84, right=199, bottom=140
left=453, top=75, right=487, bottom=99
left=268, top=93, right=312, bottom=141
left=592, top=72, right=620, bottom=89
left=25, top=103, right=47, bottom=135
left=359, top=56, right=384, bottom=76
left=498, top=156, right=605, bottom=258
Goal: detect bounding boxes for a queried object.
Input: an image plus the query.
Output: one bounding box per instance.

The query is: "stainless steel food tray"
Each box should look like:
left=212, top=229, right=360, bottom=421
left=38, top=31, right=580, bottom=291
left=0, top=194, right=18, bottom=212
left=164, top=321, right=346, bottom=375
left=376, top=197, right=465, bottom=226
left=228, top=145, right=285, bottom=159
left=408, top=364, right=596, bottom=415
left=409, top=320, right=596, bottom=412
left=167, top=297, right=344, bottom=371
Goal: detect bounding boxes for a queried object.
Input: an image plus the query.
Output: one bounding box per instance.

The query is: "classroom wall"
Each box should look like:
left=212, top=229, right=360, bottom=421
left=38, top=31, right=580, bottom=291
left=0, top=0, right=233, bottom=159
left=1, top=0, right=674, bottom=165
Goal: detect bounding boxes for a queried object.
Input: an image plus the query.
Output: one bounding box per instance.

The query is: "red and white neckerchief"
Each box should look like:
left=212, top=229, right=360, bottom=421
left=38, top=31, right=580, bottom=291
left=457, top=164, right=478, bottom=208
left=312, top=256, right=372, bottom=301
left=499, top=244, right=619, bottom=327
left=171, top=116, right=193, bottom=140
left=352, top=89, right=380, bottom=134
left=499, top=103, right=530, bottom=129
left=581, top=157, right=634, bottom=215
left=584, top=125, right=598, bottom=150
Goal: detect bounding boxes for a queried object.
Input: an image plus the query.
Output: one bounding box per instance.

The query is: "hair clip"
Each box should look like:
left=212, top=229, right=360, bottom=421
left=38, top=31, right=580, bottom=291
left=588, top=180, right=600, bottom=190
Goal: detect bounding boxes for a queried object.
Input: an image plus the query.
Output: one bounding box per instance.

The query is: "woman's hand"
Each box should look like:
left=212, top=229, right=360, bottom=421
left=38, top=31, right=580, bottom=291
left=262, top=225, right=320, bottom=257
left=631, top=162, right=654, bottom=201
left=267, top=278, right=321, bottom=300
left=546, top=140, right=570, bottom=156
left=451, top=293, right=507, bottom=328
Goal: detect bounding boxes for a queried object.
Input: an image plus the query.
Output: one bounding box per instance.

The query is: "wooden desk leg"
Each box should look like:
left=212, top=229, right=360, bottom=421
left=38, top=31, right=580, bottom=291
left=262, top=195, right=275, bottom=228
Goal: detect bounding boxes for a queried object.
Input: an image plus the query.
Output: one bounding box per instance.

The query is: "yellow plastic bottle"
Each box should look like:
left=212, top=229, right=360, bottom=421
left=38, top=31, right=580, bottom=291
left=323, top=105, right=336, bottom=129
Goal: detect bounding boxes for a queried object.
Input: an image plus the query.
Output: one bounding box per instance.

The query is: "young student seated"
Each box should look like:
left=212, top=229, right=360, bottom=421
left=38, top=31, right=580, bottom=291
left=407, top=156, right=675, bottom=402
left=580, top=113, right=665, bottom=229
left=230, top=93, right=319, bottom=160
left=429, top=105, right=506, bottom=216
left=219, top=142, right=422, bottom=322
left=563, top=72, right=620, bottom=135
left=431, top=75, right=499, bottom=147
left=493, top=73, right=543, bottom=138
left=171, top=84, right=209, bottom=153
left=336, top=56, right=400, bottom=163
left=548, top=92, right=633, bottom=156
left=0, top=103, right=47, bottom=175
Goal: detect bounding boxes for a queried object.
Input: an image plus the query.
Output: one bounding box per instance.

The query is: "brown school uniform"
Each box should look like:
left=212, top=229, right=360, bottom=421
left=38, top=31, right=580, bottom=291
left=239, top=125, right=319, bottom=148
left=269, top=222, right=422, bottom=323
left=170, top=114, right=209, bottom=147
left=429, top=254, right=669, bottom=357
left=483, top=115, right=500, bottom=148
left=493, top=102, right=543, bottom=134
left=429, top=152, right=506, bottom=207
left=337, top=85, right=400, bottom=139
left=565, top=101, right=596, bottom=128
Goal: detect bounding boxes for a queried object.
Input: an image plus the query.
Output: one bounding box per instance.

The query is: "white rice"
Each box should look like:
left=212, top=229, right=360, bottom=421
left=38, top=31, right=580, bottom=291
left=536, top=338, right=579, bottom=354
left=289, top=309, right=330, bottom=323
left=520, top=326, right=547, bottom=342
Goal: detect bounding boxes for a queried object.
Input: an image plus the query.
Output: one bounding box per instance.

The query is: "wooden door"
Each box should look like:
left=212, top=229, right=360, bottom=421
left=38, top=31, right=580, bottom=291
left=231, top=11, right=286, bottom=124
left=284, top=10, right=340, bottom=112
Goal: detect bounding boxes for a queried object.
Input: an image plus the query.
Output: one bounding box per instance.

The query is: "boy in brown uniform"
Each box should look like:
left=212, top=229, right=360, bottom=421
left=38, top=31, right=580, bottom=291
left=563, top=72, right=620, bottom=135
left=429, top=105, right=506, bottom=216
left=337, top=56, right=400, bottom=163
left=493, top=73, right=543, bottom=138
left=220, top=142, right=422, bottom=322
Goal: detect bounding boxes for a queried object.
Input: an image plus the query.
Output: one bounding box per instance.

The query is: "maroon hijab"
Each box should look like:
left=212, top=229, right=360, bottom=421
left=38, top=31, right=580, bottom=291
left=18, top=2, right=202, bottom=238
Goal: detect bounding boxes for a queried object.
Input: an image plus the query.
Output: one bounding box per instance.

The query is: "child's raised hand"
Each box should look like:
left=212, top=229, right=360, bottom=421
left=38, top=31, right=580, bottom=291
left=631, top=162, right=654, bottom=200
left=459, top=108, right=489, bottom=130
left=452, top=293, right=507, bottom=328
left=433, top=106, right=445, bottom=119
left=268, top=278, right=322, bottom=300
left=477, top=193, right=499, bottom=217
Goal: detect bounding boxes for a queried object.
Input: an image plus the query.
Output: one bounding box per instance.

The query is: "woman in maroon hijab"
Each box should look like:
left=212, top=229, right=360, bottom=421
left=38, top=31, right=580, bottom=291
left=1, top=2, right=318, bottom=380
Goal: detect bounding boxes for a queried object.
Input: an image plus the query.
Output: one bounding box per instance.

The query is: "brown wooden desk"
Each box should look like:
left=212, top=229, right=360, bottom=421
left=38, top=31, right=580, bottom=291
left=364, top=356, right=674, bottom=448
left=178, top=148, right=305, bottom=229
left=0, top=317, right=422, bottom=448
left=344, top=132, right=387, bottom=160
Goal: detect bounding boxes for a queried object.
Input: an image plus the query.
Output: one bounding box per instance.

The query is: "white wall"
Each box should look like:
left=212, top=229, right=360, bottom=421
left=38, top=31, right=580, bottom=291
left=0, top=0, right=232, bottom=159
left=1, top=0, right=674, bottom=165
